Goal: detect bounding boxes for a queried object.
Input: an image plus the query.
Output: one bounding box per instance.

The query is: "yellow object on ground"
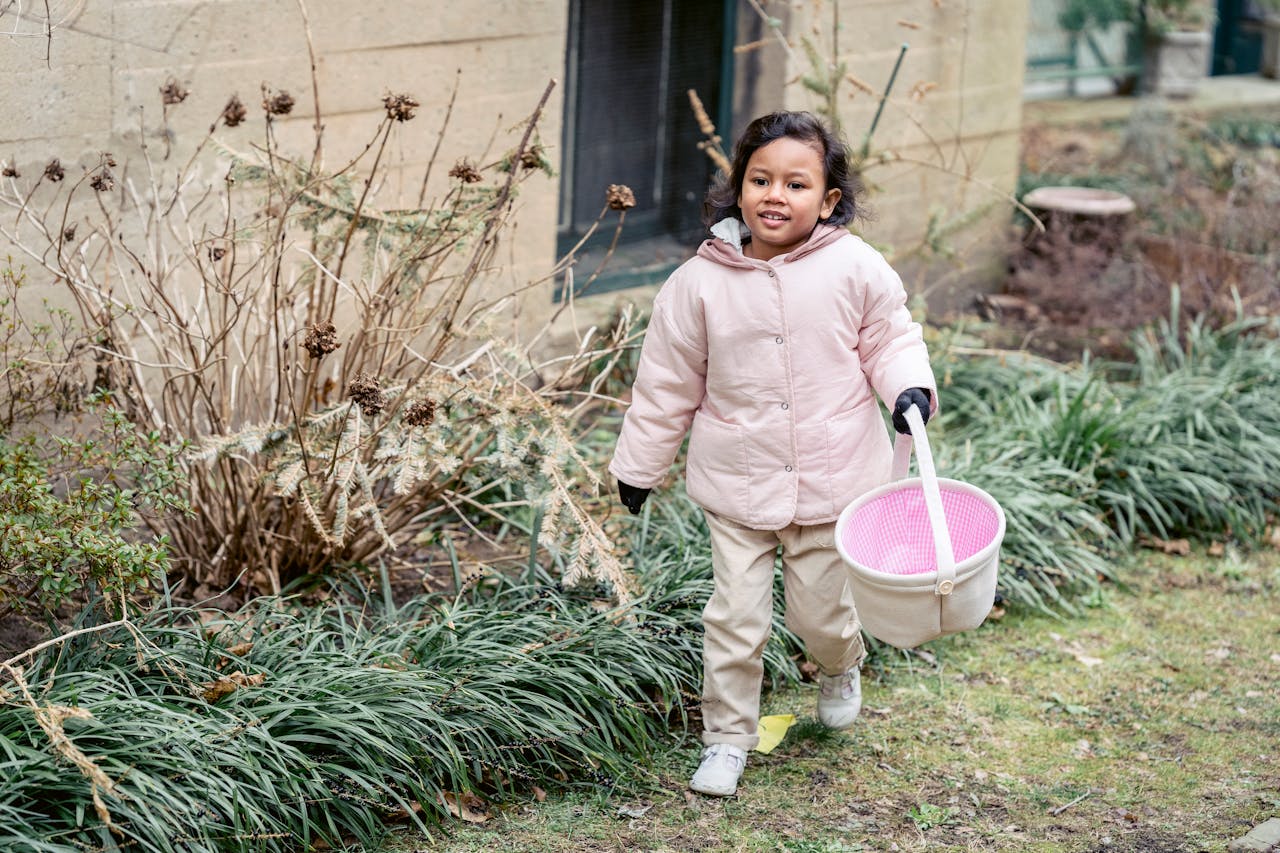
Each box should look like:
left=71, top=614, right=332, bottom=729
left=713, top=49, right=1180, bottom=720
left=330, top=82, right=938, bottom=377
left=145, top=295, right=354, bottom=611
left=754, top=714, right=797, bottom=754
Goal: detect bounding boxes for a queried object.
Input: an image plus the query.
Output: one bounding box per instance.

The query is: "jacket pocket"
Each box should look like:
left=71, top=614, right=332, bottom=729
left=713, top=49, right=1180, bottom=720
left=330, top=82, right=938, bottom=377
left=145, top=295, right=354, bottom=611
left=685, top=411, right=750, bottom=520
left=823, top=398, right=893, bottom=513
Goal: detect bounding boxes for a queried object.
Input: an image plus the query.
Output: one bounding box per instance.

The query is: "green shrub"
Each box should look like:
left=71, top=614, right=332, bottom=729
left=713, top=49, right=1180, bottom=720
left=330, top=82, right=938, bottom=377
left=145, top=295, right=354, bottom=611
left=0, top=564, right=709, bottom=852
left=0, top=401, right=187, bottom=620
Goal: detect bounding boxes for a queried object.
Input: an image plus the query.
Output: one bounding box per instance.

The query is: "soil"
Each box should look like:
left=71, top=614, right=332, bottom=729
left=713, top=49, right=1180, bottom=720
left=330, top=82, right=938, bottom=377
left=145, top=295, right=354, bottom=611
left=990, top=114, right=1280, bottom=362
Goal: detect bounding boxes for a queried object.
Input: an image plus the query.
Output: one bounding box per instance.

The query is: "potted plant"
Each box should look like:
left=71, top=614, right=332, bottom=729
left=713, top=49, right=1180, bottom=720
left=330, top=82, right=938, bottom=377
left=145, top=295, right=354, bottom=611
left=1140, top=0, right=1216, bottom=96
left=1055, top=0, right=1216, bottom=96
left=1260, top=0, right=1280, bottom=79
left=1056, top=0, right=1146, bottom=93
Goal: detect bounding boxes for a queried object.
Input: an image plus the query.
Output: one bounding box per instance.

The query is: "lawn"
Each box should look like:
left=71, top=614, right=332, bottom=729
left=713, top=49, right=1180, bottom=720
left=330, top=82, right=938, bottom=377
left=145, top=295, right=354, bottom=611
left=385, top=547, right=1279, bottom=852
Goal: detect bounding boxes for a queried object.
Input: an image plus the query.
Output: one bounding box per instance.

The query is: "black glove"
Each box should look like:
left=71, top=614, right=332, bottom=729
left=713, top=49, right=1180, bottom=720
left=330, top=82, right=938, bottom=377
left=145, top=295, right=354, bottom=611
left=617, top=479, right=651, bottom=515
left=892, top=388, right=932, bottom=435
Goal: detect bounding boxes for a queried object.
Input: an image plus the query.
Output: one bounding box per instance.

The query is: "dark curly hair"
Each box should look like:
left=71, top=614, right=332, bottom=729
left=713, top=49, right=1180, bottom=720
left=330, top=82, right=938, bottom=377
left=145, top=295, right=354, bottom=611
left=704, top=111, right=866, bottom=229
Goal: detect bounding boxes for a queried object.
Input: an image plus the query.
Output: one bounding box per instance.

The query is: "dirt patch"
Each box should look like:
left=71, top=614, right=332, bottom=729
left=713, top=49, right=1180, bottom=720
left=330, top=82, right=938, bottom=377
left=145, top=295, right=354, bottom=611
left=0, top=614, right=47, bottom=660
left=1000, top=220, right=1279, bottom=360
left=1082, top=829, right=1196, bottom=852
left=999, top=111, right=1280, bottom=361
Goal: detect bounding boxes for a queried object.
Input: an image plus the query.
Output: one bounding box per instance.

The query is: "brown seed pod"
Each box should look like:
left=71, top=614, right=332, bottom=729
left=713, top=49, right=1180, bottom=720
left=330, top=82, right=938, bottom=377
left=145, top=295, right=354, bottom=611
left=90, top=166, right=115, bottom=192
left=161, top=77, right=190, bottom=106
left=303, top=321, right=340, bottom=359
left=347, top=372, right=384, bottom=417
left=448, top=158, right=482, bottom=183
left=382, top=92, right=420, bottom=122
left=606, top=184, right=636, bottom=211
left=222, top=95, right=247, bottom=127
left=402, top=399, right=437, bottom=428
left=262, top=89, right=295, bottom=116
left=44, top=159, right=64, bottom=182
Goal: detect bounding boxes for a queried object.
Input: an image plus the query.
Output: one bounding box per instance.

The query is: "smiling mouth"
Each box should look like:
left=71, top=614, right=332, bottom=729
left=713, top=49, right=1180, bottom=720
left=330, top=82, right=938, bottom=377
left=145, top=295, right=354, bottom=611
left=758, top=211, right=788, bottom=221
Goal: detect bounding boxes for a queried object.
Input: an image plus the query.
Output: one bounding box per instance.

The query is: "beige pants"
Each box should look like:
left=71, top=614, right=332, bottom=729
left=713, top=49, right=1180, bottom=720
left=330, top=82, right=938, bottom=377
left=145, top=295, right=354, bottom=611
left=701, top=511, right=865, bottom=750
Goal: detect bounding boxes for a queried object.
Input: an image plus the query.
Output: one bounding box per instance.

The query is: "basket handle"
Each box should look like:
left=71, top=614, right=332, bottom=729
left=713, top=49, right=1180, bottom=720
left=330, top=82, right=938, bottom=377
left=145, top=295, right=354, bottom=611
left=890, top=404, right=958, bottom=596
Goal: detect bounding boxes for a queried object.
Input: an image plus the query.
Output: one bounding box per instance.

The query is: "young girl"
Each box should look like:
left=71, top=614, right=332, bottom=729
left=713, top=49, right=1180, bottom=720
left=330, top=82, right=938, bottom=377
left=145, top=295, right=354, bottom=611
left=610, top=111, right=937, bottom=797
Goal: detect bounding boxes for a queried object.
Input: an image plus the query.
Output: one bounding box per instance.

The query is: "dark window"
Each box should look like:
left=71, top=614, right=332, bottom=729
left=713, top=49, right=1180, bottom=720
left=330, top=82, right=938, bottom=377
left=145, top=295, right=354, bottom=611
left=557, top=0, right=736, bottom=297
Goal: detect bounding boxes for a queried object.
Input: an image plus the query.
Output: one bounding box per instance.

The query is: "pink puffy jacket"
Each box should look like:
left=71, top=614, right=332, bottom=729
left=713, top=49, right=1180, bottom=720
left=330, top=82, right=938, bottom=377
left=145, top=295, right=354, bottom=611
left=609, top=223, right=937, bottom=530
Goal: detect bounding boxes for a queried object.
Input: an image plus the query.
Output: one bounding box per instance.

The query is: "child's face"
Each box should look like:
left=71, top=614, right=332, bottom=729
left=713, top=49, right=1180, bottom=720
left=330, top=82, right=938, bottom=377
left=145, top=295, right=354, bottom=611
left=737, top=136, right=841, bottom=261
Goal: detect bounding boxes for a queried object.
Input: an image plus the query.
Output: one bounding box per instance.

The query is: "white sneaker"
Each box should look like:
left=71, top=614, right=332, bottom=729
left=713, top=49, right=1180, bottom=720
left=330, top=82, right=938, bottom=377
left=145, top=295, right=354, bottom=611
left=689, top=743, right=747, bottom=797
left=817, top=667, right=862, bottom=729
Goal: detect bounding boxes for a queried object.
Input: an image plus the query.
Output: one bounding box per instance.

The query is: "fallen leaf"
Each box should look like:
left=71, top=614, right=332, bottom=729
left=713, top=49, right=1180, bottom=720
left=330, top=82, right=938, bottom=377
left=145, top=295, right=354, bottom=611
left=200, top=671, right=265, bottom=703
left=226, top=641, right=254, bottom=657
left=616, top=803, right=652, bottom=819
left=441, top=791, right=491, bottom=824
left=532, top=786, right=547, bottom=802
left=1066, top=642, right=1104, bottom=667
left=1207, top=542, right=1225, bottom=557
left=755, top=714, right=797, bottom=754
left=987, top=605, right=1006, bottom=621
left=388, top=801, right=424, bottom=821
left=1140, top=536, right=1190, bottom=555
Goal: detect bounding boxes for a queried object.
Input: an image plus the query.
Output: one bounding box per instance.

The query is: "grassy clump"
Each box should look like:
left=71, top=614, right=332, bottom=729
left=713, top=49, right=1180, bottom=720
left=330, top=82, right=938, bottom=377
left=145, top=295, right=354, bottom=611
left=934, top=309, right=1280, bottom=610
left=4, top=313, right=1278, bottom=850
left=402, top=549, right=1280, bottom=853
left=0, top=528, right=807, bottom=853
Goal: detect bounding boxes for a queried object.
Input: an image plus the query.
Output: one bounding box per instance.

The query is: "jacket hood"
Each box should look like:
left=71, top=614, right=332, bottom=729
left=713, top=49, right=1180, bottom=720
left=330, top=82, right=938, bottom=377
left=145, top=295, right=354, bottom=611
left=696, top=218, right=848, bottom=270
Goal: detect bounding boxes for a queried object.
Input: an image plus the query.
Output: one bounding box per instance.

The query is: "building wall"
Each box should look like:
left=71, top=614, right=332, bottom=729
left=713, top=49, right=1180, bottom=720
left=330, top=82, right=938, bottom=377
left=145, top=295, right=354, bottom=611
left=783, top=0, right=1030, bottom=314
left=568, top=0, right=1029, bottom=329
left=1, top=0, right=569, bottom=339
left=2, top=0, right=1026, bottom=340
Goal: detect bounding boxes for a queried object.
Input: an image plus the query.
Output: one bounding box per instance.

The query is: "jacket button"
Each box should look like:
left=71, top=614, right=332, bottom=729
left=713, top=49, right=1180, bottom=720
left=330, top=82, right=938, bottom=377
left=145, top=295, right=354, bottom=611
left=781, top=402, right=789, bottom=410
left=775, top=336, right=783, bottom=344
left=784, top=465, right=793, bottom=472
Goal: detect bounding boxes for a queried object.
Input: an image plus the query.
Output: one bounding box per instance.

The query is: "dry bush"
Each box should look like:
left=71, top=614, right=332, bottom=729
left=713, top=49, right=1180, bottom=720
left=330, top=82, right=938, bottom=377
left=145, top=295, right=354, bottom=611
left=0, top=80, right=637, bottom=602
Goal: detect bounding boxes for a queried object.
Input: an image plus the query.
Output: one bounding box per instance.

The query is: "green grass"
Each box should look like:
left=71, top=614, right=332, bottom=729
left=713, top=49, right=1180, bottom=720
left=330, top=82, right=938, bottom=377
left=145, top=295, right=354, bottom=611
left=385, top=547, right=1280, bottom=852
left=5, top=316, right=1279, bottom=850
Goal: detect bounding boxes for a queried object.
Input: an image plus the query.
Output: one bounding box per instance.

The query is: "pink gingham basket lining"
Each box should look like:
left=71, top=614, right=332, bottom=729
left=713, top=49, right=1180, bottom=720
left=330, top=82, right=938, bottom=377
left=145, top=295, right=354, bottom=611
left=838, top=483, right=1002, bottom=576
